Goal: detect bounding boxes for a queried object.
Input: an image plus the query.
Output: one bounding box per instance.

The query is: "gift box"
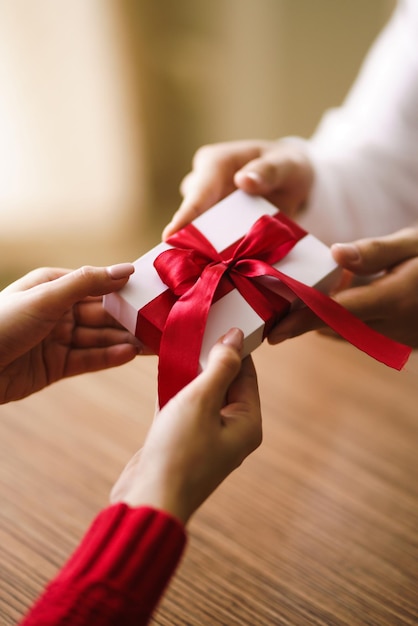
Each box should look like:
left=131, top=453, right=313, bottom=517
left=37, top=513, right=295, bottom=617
left=104, top=190, right=410, bottom=407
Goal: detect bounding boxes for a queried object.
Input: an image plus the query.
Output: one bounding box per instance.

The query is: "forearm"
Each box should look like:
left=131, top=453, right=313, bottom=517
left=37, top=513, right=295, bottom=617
left=19, top=503, right=187, bottom=626
left=297, top=0, right=418, bottom=243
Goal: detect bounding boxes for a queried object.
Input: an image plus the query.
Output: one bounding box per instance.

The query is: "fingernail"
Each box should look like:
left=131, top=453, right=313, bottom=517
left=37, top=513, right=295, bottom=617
left=245, top=171, right=263, bottom=183
left=107, top=263, right=135, bottom=279
left=236, top=170, right=263, bottom=186
left=222, top=327, right=244, bottom=351
left=333, top=243, right=361, bottom=265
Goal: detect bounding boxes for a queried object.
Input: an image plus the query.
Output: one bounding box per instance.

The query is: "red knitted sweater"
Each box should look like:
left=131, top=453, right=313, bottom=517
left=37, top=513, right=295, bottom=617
left=19, top=503, right=187, bottom=625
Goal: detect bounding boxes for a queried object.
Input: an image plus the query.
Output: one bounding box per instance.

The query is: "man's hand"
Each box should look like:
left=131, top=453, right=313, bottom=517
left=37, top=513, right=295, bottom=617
left=163, top=139, right=313, bottom=239
left=268, top=227, right=418, bottom=348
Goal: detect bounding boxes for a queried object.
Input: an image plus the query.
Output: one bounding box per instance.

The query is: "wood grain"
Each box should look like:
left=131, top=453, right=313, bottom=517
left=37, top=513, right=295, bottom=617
left=1, top=334, right=417, bottom=625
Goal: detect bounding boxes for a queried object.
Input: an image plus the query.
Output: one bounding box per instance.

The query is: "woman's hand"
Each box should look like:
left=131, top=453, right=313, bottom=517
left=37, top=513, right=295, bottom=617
left=163, top=139, right=313, bottom=239
left=111, top=328, right=262, bottom=524
left=0, top=264, right=142, bottom=404
left=268, top=227, right=418, bottom=349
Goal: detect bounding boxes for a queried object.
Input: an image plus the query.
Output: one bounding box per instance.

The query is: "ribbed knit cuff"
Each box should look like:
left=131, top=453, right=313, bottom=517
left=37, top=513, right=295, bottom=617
left=20, top=503, right=187, bottom=626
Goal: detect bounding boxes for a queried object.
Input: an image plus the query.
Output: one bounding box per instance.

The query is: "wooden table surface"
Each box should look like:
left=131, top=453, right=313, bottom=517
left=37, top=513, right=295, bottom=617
left=1, top=333, right=417, bottom=625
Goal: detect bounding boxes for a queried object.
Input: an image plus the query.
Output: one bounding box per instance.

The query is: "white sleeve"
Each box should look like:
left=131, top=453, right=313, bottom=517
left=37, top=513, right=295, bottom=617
left=297, top=0, right=418, bottom=245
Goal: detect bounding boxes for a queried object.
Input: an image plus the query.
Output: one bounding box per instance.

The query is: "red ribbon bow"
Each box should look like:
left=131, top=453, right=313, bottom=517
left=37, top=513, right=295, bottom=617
left=153, top=214, right=411, bottom=407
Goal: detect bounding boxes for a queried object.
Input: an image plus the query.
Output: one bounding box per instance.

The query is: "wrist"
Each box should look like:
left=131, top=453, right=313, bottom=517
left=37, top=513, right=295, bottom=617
left=115, top=474, right=195, bottom=526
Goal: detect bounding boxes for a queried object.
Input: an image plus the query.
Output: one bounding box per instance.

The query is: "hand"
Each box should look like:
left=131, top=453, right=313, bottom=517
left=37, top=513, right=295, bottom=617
left=268, top=227, right=418, bottom=348
left=111, top=328, right=262, bottom=524
left=0, top=264, right=142, bottom=404
left=162, top=138, right=313, bottom=239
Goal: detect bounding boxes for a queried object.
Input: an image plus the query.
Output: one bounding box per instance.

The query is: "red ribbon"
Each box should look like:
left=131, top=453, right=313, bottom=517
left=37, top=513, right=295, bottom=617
left=152, top=213, right=411, bottom=407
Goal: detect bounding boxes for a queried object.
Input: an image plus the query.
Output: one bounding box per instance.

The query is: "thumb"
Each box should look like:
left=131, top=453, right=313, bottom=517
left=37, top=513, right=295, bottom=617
left=190, top=328, right=244, bottom=410
left=331, top=227, right=418, bottom=275
left=234, top=156, right=287, bottom=195
left=234, top=142, right=310, bottom=196
left=30, top=263, right=134, bottom=317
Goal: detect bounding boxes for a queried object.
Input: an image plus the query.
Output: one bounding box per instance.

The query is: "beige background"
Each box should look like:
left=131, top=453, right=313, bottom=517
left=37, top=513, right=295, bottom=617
left=0, top=0, right=395, bottom=279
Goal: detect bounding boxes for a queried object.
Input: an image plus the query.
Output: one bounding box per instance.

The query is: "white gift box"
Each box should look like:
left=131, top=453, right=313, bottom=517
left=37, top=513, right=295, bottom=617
left=104, top=190, right=341, bottom=369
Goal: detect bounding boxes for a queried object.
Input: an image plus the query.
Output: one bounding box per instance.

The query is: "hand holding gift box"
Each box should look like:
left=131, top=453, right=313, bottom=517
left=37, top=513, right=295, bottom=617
left=104, top=191, right=411, bottom=407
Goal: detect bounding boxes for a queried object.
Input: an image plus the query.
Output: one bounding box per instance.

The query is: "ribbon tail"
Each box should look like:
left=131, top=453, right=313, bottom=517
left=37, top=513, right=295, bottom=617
left=158, top=264, right=227, bottom=408
left=268, top=268, right=411, bottom=370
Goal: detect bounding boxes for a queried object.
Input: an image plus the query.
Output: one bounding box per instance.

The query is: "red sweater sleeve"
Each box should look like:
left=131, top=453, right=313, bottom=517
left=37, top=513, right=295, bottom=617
left=18, top=503, right=187, bottom=626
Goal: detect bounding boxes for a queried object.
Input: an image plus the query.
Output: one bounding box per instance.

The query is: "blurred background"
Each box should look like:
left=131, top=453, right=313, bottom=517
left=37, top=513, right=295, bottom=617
left=0, top=0, right=395, bottom=286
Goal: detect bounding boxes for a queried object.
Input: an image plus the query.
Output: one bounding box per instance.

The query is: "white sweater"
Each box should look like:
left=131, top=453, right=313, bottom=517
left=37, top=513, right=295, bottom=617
left=297, top=0, right=418, bottom=245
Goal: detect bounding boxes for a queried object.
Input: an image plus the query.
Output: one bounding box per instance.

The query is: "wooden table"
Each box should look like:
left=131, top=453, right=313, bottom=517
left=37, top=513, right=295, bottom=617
left=1, top=333, right=417, bottom=625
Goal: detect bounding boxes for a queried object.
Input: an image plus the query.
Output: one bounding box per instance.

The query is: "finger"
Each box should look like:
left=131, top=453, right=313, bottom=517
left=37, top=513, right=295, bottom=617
left=1, top=267, right=71, bottom=294
left=178, top=171, right=193, bottom=197
left=221, top=356, right=262, bottom=455
left=268, top=307, right=324, bottom=344
left=329, top=268, right=354, bottom=294
left=162, top=142, right=267, bottom=239
left=187, top=328, right=244, bottom=411
left=72, top=303, right=155, bottom=354
left=164, top=174, right=235, bottom=240
left=65, top=343, right=138, bottom=377
left=29, top=263, right=135, bottom=319
left=71, top=326, right=143, bottom=350
left=222, top=355, right=260, bottom=414
left=332, top=282, right=390, bottom=320
left=74, top=299, right=133, bottom=328
left=331, top=227, right=418, bottom=275
left=234, top=144, right=310, bottom=194
left=235, top=156, right=288, bottom=194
